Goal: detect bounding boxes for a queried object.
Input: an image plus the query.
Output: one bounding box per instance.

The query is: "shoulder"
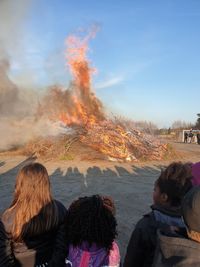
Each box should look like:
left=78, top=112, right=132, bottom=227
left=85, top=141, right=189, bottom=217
left=129, top=212, right=158, bottom=245
left=135, top=211, right=155, bottom=230
left=0, top=219, right=4, bottom=229
left=0, top=220, right=16, bottom=267
left=54, top=200, right=67, bottom=222
left=153, top=229, right=200, bottom=267
left=0, top=213, right=13, bottom=234
left=108, top=241, right=120, bottom=266
left=54, top=199, right=67, bottom=212
left=0, top=219, right=6, bottom=238
left=54, top=199, right=67, bottom=211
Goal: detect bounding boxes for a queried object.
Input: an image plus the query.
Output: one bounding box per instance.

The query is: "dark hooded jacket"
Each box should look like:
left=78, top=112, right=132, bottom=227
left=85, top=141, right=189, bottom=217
left=0, top=219, right=16, bottom=267
left=153, top=229, right=200, bottom=267
left=123, top=205, right=185, bottom=267
left=2, top=200, right=67, bottom=267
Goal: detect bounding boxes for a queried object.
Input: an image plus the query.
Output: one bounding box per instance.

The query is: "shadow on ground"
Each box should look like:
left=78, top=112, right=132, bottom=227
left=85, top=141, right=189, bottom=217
left=0, top=161, right=5, bottom=168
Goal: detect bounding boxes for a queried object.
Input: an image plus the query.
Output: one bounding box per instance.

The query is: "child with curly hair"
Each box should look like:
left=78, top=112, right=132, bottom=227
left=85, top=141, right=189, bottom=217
left=124, top=161, right=193, bottom=267
left=65, top=195, right=120, bottom=267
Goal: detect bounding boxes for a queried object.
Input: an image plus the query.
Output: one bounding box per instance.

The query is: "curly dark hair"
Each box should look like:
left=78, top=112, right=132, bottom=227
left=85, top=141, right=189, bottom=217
left=156, top=161, right=193, bottom=206
left=66, top=195, right=117, bottom=251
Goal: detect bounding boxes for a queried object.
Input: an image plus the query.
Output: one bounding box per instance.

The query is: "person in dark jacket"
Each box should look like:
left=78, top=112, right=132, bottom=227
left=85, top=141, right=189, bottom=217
left=153, top=186, right=200, bottom=267
left=197, top=132, right=200, bottom=144
left=0, top=219, right=16, bottom=267
left=184, top=131, right=188, bottom=143
left=123, top=162, right=193, bottom=267
left=188, top=130, right=194, bottom=143
left=1, top=162, right=67, bottom=267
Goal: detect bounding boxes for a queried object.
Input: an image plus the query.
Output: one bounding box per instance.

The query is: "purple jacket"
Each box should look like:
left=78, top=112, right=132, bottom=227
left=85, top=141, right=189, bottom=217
left=65, top=241, right=120, bottom=267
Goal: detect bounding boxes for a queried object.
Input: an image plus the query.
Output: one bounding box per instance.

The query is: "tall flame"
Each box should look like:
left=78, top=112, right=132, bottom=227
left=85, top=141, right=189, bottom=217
left=60, top=28, right=105, bottom=126
left=65, top=28, right=97, bottom=96
left=66, top=36, right=91, bottom=92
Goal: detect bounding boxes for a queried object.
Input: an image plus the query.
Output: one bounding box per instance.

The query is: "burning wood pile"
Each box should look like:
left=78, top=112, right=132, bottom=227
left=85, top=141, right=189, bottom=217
left=80, top=121, right=169, bottom=161
left=22, top=118, right=171, bottom=162
left=22, top=29, right=173, bottom=162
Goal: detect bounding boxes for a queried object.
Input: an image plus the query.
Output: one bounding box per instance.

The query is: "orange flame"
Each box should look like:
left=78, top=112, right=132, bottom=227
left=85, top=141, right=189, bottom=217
left=55, top=27, right=105, bottom=126
left=65, top=28, right=97, bottom=92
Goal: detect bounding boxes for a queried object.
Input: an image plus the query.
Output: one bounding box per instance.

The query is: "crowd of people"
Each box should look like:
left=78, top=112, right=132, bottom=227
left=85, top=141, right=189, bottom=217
left=184, top=130, right=200, bottom=144
left=0, top=161, right=200, bottom=267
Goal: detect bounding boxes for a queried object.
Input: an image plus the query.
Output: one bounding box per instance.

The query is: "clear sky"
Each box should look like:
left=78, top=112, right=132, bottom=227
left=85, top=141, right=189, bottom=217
left=2, top=0, right=200, bottom=127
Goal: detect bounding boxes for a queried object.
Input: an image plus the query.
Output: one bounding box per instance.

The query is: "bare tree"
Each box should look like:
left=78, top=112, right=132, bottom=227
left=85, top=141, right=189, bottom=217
left=195, top=114, right=200, bottom=129
left=171, top=120, right=193, bottom=130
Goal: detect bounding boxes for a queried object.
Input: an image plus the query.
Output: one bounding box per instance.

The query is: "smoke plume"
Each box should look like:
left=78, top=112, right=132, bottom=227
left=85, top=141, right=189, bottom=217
left=0, top=0, right=68, bottom=151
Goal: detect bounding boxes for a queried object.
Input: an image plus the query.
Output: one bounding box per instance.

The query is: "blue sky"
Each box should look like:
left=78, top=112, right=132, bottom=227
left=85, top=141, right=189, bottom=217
left=4, top=0, right=200, bottom=127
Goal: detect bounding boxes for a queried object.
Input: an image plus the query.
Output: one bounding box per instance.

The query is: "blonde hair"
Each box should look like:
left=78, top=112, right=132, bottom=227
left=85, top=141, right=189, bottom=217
left=3, top=163, right=59, bottom=241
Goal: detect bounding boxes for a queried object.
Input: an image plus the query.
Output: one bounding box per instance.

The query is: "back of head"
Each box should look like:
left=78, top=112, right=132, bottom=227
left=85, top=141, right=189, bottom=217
left=157, top=162, right=192, bottom=207
left=3, top=162, right=58, bottom=241
left=182, top=186, right=200, bottom=234
left=67, top=195, right=117, bottom=251
left=14, top=162, right=51, bottom=202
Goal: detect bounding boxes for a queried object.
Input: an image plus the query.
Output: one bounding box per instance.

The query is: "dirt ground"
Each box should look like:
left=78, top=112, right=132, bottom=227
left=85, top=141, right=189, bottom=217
left=0, top=141, right=199, bottom=260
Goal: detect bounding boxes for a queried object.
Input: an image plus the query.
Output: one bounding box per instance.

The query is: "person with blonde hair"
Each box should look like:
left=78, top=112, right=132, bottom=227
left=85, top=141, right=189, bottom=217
left=1, top=162, right=67, bottom=267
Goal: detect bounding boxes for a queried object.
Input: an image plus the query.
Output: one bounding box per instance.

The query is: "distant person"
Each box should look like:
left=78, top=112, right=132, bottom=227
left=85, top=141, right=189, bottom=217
left=153, top=186, right=200, bottom=266
left=1, top=163, right=67, bottom=267
left=197, top=132, right=200, bottom=145
left=188, top=130, right=194, bottom=143
left=194, top=133, right=198, bottom=143
left=184, top=131, right=188, bottom=143
left=123, top=162, right=193, bottom=267
left=65, top=195, right=120, bottom=267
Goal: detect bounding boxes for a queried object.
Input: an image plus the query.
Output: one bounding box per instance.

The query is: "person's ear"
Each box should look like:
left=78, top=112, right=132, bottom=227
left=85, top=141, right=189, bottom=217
left=160, top=193, right=168, bottom=203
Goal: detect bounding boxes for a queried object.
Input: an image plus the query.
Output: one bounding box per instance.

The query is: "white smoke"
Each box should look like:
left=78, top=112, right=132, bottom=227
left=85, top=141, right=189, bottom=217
left=0, top=0, right=32, bottom=61
left=0, top=117, right=74, bottom=151
left=0, top=0, right=72, bottom=152
left=0, top=0, right=34, bottom=116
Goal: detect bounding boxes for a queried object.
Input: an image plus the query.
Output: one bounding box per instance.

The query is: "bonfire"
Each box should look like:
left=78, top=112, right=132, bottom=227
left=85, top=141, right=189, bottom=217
left=22, top=29, right=172, bottom=162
